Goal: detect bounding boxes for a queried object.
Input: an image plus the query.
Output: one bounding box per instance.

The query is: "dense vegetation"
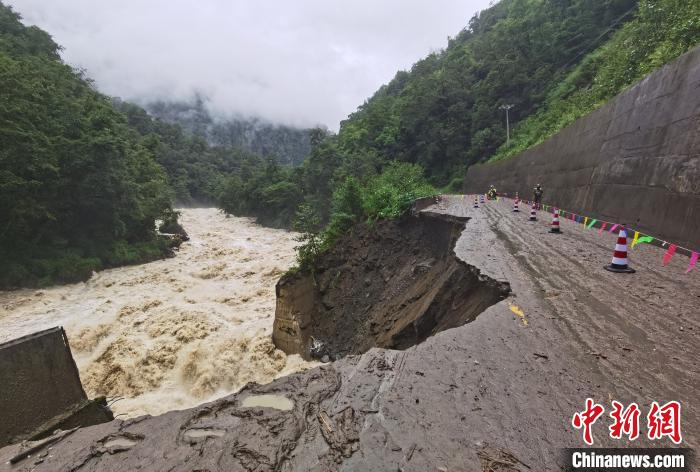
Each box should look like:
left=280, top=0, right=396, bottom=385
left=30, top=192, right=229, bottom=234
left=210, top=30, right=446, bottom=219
left=146, top=97, right=312, bottom=166
left=240, top=0, right=699, bottom=269
left=0, top=3, right=181, bottom=287
left=114, top=99, right=267, bottom=206
left=489, top=0, right=700, bottom=161
left=334, top=0, right=642, bottom=187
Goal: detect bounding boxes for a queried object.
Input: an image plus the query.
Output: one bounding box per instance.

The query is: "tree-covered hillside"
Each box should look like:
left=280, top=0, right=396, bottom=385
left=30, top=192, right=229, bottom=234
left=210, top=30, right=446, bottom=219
left=0, top=3, right=177, bottom=287
left=331, top=0, right=698, bottom=186
left=489, top=0, right=700, bottom=161
left=336, top=0, right=643, bottom=186
left=146, top=97, right=312, bottom=166
left=228, top=0, right=699, bottom=268
left=114, top=99, right=269, bottom=206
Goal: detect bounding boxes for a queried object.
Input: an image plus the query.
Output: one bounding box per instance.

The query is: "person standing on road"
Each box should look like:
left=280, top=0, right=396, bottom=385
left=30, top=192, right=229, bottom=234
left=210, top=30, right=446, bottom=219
left=488, top=185, right=497, bottom=200
left=533, top=184, right=543, bottom=209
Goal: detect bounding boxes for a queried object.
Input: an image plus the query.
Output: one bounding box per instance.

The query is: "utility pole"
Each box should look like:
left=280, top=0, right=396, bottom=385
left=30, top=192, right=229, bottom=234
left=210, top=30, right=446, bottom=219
left=499, top=104, right=514, bottom=145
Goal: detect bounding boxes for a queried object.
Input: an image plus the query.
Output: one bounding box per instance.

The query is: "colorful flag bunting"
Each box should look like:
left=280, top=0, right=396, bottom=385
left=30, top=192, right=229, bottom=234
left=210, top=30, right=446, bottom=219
left=636, top=235, right=654, bottom=246
left=687, top=252, right=699, bottom=273
left=496, top=193, right=699, bottom=275
left=663, top=244, right=677, bottom=265
left=631, top=231, right=640, bottom=248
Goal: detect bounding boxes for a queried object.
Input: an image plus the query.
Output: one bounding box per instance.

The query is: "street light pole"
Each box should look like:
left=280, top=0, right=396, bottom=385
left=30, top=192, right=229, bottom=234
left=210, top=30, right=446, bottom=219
left=499, top=104, right=514, bottom=145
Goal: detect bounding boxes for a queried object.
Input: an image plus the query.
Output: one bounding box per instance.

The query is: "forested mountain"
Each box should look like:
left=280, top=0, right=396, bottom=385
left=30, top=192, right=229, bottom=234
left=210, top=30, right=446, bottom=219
left=113, top=99, right=270, bottom=206
left=145, top=97, right=312, bottom=166
left=0, top=0, right=314, bottom=288
left=220, top=0, right=700, bottom=269
left=334, top=0, right=699, bottom=186
left=0, top=2, right=178, bottom=287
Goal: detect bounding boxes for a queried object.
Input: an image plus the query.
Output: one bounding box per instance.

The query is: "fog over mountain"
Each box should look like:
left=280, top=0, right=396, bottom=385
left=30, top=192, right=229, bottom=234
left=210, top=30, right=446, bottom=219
left=7, top=0, right=491, bottom=129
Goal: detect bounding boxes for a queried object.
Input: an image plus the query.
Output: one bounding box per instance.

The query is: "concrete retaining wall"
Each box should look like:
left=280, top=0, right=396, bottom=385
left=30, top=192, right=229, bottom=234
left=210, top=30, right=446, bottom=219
left=0, top=327, right=112, bottom=448
left=464, top=47, right=700, bottom=249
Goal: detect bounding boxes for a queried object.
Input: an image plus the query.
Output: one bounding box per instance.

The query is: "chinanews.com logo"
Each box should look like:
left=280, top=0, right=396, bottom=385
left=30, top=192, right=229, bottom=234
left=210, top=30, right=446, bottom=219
left=563, top=398, right=695, bottom=471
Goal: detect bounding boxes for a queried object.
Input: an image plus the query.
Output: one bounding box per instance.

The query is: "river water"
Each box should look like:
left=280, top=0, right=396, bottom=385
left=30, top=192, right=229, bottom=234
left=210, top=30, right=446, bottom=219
left=0, top=208, right=315, bottom=417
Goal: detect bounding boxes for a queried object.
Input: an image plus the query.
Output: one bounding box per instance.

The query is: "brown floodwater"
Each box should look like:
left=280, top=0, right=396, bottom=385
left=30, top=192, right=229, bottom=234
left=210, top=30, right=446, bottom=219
left=0, top=208, right=316, bottom=417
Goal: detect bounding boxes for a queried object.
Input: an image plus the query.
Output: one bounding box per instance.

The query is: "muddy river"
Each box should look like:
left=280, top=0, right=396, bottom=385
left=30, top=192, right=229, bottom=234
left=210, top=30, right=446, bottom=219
left=0, top=208, right=315, bottom=418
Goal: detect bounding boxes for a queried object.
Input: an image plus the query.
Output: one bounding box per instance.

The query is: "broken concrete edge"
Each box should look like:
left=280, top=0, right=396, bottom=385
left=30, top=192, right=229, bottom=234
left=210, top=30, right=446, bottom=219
left=0, top=327, right=114, bottom=449
left=25, top=397, right=114, bottom=443
left=9, top=427, right=80, bottom=465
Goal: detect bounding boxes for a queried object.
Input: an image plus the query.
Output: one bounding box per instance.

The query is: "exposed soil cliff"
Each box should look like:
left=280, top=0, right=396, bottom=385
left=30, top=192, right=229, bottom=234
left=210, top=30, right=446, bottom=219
left=273, top=212, right=510, bottom=360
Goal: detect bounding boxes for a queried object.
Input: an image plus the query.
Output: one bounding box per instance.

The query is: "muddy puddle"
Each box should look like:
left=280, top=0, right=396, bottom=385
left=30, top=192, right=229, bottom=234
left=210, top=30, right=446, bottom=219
left=241, top=394, right=294, bottom=410
left=0, top=208, right=316, bottom=417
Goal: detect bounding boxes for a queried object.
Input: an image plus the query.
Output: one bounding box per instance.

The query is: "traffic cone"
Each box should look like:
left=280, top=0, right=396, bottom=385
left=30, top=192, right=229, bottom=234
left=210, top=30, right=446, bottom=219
left=529, top=203, right=537, bottom=221
left=513, top=199, right=519, bottom=212
left=604, top=228, right=635, bottom=273
left=550, top=209, right=562, bottom=233
left=480, top=194, right=485, bottom=204
left=473, top=196, right=479, bottom=208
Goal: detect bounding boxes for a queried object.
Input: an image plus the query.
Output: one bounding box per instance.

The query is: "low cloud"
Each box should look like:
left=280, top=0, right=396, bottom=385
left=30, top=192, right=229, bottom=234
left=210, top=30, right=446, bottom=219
left=8, top=0, right=491, bottom=129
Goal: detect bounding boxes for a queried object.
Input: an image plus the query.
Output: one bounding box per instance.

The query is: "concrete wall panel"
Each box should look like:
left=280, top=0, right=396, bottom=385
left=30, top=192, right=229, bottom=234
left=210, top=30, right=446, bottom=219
left=464, top=47, right=700, bottom=249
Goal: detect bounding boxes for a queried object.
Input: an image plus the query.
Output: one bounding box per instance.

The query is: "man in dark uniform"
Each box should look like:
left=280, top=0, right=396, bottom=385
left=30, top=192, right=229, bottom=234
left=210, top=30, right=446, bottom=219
left=533, top=184, right=543, bottom=208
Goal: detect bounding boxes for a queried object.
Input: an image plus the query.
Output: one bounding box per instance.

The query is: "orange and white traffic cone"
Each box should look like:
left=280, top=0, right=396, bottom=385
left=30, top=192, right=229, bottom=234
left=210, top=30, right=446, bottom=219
left=550, top=209, right=562, bottom=233
left=604, top=228, right=635, bottom=273
left=473, top=196, right=479, bottom=208
left=529, top=203, right=537, bottom=221
left=513, top=199, right=519, bottom=212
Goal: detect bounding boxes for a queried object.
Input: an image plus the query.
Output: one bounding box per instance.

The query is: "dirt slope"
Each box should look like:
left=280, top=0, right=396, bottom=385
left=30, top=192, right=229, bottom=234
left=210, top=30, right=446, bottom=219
left=273, top=212, right=510, bottom=360
left=1, top=196, right=697, bottom=471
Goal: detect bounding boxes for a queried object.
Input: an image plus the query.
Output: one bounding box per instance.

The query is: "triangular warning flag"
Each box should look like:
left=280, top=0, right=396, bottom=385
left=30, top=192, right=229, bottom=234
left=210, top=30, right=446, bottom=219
left=598, top=222, right=607, bottom=234
left=636, top=235, right=654, bottom=246
left=630, top=231, right=640, bottom=248
left=687, top=252, right=699, bottom=273
left=663, top=244, right=677, bottom=265
left=587, top=219, right=597, bottom=229
left=583, top=216, right=588, bottom=227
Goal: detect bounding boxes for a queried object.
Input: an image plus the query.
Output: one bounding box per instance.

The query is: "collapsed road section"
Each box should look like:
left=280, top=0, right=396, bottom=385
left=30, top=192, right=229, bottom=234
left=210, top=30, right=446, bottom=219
left=273, top=211, right=510, bottom=360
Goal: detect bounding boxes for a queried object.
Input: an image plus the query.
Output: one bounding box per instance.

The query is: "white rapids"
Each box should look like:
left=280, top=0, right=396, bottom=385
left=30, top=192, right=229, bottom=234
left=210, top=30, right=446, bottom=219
left=0, top=208, right=316, bottom=417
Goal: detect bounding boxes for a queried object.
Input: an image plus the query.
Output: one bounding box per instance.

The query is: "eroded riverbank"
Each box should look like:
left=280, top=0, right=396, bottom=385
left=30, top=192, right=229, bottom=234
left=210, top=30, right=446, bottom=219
left=0, top=208, right=315, bottom=417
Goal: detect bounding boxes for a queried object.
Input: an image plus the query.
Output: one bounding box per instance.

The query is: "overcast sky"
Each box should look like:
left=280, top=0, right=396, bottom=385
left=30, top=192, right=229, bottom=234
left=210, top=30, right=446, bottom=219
left=8, top=0, right=492, bottom=129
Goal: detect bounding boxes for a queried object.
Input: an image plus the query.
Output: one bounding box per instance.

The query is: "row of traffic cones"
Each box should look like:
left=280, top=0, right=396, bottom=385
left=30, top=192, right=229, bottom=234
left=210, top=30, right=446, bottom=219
left=480, top=192, right=635, bottom=274
left=511, top=196, right=635, bottom=273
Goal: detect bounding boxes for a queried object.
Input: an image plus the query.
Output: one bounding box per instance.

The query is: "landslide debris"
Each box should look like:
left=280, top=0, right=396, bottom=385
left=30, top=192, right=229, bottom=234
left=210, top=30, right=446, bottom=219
left=273, top=212, right=510, bottom=360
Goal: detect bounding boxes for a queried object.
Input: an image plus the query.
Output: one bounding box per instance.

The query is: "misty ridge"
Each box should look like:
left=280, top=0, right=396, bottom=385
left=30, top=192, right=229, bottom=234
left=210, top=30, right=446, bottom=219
left=143, top=95, right=314, bottom=166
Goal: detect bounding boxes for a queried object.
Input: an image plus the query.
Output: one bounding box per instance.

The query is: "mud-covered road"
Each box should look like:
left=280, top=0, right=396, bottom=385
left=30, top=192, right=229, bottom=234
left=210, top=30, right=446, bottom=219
left=2, top=197, right=698, bottom=471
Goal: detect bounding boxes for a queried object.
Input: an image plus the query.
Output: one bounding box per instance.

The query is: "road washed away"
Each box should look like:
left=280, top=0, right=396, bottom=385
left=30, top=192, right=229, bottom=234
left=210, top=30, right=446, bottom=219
left=0, top=208, right=315, bottom=418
